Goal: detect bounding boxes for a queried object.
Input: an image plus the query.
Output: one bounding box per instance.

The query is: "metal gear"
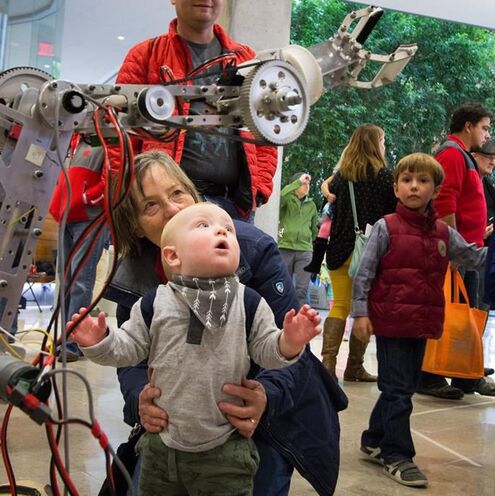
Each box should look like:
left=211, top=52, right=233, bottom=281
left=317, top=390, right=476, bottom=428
left=0, top=66, right=53, bottom=106
left=238, top=60, right=309, bottom=145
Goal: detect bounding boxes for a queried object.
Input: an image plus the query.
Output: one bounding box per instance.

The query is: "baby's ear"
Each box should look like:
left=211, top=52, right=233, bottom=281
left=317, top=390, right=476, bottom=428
left=162, top=245, right=180, bottom=269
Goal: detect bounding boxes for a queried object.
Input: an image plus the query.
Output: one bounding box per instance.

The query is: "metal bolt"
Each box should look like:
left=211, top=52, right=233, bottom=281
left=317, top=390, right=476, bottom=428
left=263, top=96, right=272, bottom=104
left=33, top=170, right=44, bottom=179
left=0, top=280, right=7, bottom=288
left=33, top=228, right=42, bottom=237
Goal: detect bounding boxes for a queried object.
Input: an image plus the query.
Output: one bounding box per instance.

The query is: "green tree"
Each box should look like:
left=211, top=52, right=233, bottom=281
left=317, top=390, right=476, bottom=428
left=284, top=0, right=495, bottom=204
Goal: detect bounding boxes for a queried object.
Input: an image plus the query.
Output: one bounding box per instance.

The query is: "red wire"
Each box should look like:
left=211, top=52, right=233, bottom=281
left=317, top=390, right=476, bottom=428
left=46, top=422, right=79, bottom=495
left=1, top=403, right=17, bottom=496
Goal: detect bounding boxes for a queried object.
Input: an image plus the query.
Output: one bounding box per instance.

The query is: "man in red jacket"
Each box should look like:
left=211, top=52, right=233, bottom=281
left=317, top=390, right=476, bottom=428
left=417, top=102, right=495, bottom=399
left=49, top=138, right=110, bottom=362
left=115, top=0, right=278, bottom=221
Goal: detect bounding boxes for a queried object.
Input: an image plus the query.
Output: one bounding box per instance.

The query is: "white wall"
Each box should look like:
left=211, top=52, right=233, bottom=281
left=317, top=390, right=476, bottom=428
left=343, top=0, right=495, bottom=30
left=60, top=0, right=175, bottom=83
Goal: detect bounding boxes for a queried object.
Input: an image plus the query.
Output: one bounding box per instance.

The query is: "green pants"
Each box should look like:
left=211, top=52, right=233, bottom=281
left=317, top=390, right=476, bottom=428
left=136, top=432, right=259, bottom=496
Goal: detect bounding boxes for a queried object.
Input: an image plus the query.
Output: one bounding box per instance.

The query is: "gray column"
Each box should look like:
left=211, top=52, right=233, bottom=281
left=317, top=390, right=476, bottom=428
left=220, top=0, right=292, bottom=239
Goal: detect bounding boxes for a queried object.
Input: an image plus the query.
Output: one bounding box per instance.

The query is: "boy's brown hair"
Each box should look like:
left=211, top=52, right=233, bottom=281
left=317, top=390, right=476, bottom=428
left=394, top=153, right=445, bottom=187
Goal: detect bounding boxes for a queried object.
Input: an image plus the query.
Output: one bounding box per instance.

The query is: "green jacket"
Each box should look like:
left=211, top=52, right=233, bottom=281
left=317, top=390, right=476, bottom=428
left=278, top=179, right=318, bottom=251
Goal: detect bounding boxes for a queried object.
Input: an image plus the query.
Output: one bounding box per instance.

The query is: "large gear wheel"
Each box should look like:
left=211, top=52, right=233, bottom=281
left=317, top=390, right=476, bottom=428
left=238, top=60, right=309, bottom=145
left=0, top=66, right=53, bottom=107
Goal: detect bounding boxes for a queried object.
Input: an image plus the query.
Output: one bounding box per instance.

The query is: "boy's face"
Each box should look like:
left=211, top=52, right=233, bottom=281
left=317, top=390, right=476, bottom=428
left=163, top=204, right=240, bottom=278
left=394, top=170, right=441, bottom=214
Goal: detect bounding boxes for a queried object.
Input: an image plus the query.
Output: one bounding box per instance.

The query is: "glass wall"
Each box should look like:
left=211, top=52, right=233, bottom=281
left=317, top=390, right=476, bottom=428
left=0, top=0, right=65, bottom=76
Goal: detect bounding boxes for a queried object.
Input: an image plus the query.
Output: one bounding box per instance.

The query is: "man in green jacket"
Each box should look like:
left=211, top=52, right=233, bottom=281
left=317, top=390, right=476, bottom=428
left=278, top=172, right=318, bottom=306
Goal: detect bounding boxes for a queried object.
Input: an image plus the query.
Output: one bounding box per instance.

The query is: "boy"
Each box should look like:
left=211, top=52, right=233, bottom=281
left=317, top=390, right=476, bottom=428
left=68, top=202, right=321, bottom=495
left=351, top=153, right=486, bottom=487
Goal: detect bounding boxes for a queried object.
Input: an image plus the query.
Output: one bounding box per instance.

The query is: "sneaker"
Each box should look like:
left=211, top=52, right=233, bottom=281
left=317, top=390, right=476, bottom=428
left=360, top=445, right=383, bottom=465
left=476, top=377, right=495, bottom=396
left=57, top=349, right=81, bottom=363
left=383, top=460, right=428, bottom=487
left=416, top=384, right=464, bottom=399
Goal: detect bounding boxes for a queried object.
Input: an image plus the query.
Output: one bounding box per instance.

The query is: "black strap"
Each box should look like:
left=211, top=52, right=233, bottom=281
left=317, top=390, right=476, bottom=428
left=243, top=286, right=262, bottom=338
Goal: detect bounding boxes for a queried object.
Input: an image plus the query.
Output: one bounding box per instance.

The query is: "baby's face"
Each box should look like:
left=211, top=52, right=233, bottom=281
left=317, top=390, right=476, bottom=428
left=168, top=204, right=240, bottom=278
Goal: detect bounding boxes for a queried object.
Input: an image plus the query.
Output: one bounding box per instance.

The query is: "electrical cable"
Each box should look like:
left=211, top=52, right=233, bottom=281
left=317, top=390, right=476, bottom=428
left=1, top=404, right=17, bottom=496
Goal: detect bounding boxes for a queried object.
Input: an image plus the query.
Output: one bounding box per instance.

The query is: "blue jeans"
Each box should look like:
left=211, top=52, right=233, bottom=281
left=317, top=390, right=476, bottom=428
left=62, top=221, right=108, bottom=354
left=362, top=336, right=426, bottom=464
left=129, top=438, right=293, bottom=496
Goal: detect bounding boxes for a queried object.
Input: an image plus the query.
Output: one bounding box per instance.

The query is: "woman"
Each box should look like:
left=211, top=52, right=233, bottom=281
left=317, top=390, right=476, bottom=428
left=323, top=124, right=397, bottom=381
left=104, top=151, right=348, bottom=496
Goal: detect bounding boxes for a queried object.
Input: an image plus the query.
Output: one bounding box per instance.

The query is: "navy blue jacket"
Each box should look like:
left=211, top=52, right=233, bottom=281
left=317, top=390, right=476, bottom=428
left=105, top=220, right=348, bottom=495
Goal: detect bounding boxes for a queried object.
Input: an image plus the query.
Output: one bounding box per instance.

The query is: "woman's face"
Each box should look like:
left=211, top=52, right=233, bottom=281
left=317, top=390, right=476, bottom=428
left=133, top=163, right=196, bottom=246
left=379, top=133, right=386, bottom=158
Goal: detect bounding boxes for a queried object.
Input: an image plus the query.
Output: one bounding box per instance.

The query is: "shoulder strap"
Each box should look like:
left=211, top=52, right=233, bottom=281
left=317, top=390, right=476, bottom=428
left=348, top=181, right=361, bottom=232
left=140, top=288, right=158, bottom=329
left=435, top=140, right=478, bottom=171
left=243, top=286, right=262, bottom=339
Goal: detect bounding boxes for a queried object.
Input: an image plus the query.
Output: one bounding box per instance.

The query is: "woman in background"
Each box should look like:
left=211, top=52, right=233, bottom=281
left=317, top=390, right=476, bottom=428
left=322, top=124, right=397, bottom=381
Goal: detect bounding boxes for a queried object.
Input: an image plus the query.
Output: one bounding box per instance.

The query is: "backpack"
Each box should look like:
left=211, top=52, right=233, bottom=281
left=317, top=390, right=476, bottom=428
left=435, top=140, right=478, bottom=171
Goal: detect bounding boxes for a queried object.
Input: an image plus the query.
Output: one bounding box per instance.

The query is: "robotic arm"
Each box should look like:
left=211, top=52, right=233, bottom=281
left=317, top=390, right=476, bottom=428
left=0, top=5, right=416, bottom=339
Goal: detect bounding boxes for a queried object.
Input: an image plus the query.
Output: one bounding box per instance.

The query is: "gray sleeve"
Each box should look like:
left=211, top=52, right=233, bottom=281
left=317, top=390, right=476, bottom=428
left=351, top=219, right=390, bottom=317
left=247, top=297, right=301, bottom=369
left=81, top=298, right=151, bottom=367
left=448, top=227, right=487, bottom=270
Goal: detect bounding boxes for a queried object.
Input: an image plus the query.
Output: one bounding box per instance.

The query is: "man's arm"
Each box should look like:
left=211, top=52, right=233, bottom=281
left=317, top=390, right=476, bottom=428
left=434, top=147, right=467, bottom=225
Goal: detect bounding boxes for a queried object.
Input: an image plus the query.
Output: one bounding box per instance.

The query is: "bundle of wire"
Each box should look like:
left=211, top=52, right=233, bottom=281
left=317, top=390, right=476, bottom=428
left=1, top=102, right=135, bottom=496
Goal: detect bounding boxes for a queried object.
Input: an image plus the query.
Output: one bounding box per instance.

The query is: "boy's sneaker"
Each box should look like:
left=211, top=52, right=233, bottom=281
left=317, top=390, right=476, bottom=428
left=383, top=460, right=428, bottom=487
left=360, top=445, right=384, bottom=465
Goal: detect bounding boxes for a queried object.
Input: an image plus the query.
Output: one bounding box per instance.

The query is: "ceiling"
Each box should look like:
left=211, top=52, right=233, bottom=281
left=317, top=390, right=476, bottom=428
left=60, top=0, right=175, bottom=83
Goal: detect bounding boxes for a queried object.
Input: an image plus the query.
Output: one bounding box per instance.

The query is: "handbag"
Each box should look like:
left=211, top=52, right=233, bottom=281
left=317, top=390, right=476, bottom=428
left=347, top=181, right=368, bottom=278
left=422, top=269, right=487, bottom=379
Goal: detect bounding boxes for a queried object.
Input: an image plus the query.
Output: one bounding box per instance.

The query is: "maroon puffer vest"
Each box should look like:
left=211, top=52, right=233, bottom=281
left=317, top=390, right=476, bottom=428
left=369, top=203, right=449, bottom=339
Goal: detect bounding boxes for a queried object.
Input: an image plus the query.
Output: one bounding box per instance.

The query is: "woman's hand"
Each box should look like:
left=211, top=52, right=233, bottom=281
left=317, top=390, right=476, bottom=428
left=218, top=378, right=267, bottom=438
left=138, top=383, right=168, bottom=433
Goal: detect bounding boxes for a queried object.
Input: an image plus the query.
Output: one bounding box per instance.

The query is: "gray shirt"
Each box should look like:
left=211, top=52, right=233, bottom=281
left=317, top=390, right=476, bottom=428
left=82, top=283, right=298, bottom=452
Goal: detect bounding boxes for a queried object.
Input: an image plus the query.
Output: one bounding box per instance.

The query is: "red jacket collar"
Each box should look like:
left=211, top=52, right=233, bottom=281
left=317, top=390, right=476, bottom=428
left=447, top=134, right=469, bottom=151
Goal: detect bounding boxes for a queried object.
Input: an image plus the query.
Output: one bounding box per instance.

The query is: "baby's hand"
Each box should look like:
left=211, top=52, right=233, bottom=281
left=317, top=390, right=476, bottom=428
left=67, top=307, right=108, bottom=347
left=352, top=317, right=373, bottom=343
left=280, top=304, right=322, bottom=358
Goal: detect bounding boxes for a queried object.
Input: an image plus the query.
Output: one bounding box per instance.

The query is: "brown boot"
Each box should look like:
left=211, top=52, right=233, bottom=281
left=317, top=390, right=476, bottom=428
left=321, top=317, right=346, bottom=379
left=343, top=334, right=377, bottom=382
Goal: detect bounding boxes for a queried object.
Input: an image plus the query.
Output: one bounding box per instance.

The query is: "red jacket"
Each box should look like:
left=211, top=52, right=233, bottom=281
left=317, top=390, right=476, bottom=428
left=115, top=19, right=278, bottom=216
left=369, top=203, right=450, bottom=339
left=434, top=135, right=486, bottom=247
left=49, top=139, right=106, bottom=223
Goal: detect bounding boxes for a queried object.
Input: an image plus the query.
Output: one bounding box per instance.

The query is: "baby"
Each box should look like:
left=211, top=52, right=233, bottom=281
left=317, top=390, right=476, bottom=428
left=68, top=202, right=321, bottom=495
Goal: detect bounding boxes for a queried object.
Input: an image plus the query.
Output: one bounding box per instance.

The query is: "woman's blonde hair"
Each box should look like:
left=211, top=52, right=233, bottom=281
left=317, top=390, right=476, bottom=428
left=113, top=151, right=201, bottom=257
left=338, top=124, right=386, bottom=182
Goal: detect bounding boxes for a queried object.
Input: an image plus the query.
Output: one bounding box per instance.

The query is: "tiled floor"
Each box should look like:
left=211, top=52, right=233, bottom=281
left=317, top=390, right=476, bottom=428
left=1, top=303, right=495, bottom=495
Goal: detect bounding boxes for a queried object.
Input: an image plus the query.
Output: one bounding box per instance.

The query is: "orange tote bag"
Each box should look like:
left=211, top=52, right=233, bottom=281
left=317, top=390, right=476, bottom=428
left=422, top=269, right=487, bottom=379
